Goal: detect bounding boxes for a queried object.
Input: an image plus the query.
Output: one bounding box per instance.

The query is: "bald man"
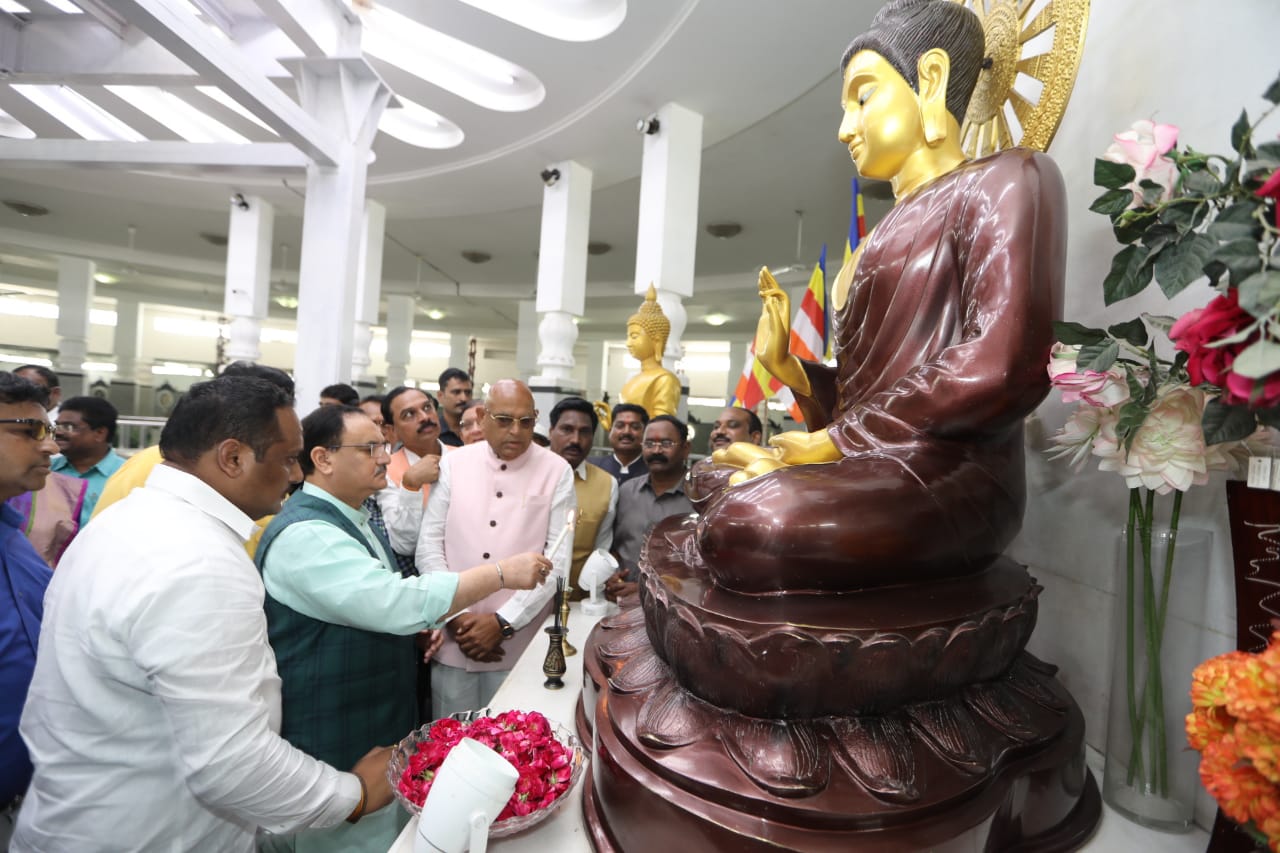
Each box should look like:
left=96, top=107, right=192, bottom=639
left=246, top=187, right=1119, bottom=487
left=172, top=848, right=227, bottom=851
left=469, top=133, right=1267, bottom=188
left=414, top=380, right=576, bottom=717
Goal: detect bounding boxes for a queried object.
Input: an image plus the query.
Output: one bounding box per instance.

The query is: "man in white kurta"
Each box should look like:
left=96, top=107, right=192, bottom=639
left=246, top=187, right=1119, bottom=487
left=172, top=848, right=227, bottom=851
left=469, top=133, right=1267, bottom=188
left=416, top=380, right=575, bottom=718
left=13, top=377, right=388, bottom=853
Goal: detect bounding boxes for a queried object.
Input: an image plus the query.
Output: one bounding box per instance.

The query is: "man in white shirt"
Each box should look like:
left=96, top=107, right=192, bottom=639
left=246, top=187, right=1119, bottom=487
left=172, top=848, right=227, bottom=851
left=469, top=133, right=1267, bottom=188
left=13, top=376, right=394, bottom=853
left=416, top=380, right=576, bottom=717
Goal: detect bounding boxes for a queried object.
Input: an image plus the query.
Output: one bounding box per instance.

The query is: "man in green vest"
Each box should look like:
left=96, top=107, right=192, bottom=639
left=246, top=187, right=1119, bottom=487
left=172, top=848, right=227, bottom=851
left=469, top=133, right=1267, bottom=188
left=547, top=397, right=617, bottom=600
left=256, top=404, right=552, bottom=853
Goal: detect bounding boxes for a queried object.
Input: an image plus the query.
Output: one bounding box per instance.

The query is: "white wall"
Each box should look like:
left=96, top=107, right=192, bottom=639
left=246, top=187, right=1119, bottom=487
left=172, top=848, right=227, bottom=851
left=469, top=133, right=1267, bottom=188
left=1009, top=0, right=1279, bottom=828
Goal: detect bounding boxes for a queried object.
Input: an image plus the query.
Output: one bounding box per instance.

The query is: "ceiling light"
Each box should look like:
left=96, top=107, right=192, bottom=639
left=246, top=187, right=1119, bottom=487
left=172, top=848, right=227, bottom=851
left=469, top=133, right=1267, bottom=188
left=460, top=250, right=491, bottom=264
left=426, top=309, right=445, bottom=320
left=453, top=0, right=625, bottom=42
left=274, top=295, right=298, bottom=309
left=587, top=241, right=612, bottom=256
left=378, top=97, right=464, bottom=149
left=2, top=200, right=49, bottom=217
left=704, top=313, right=730, bottom=327
left=0, top=108, right=34, bottom=139
left=356, top=4, right=545, bottom=112
left=12, top=84, right=144, bottom=142
left=105, top=85, right=248, bottom=144
left=40, top=0, right=80, bottom=11
left=93, top=273, right=118, bottom=284
left=705, top=223, right=742, bottom=239
left=0, top=2, right=29, bottom=13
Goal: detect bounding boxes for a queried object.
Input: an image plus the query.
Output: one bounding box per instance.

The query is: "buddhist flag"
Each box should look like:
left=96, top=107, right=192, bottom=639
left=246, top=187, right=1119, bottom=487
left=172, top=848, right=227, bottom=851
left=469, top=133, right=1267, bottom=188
left=789, top=244, right=827, bottom=364
left=844, top=177, right=867, bottom=265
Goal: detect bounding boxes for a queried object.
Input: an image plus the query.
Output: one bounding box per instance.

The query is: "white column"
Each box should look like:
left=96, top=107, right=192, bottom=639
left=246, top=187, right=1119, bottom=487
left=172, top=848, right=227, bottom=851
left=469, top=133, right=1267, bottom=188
left=111, top=296, right=143, bottom=414
left=385, top=293, right=414, bottom=388
left=292, top=60, right=392, bottom=411
left=515, top=300, right=538, bottom=382
left=55, top=256, right=95, bottom=397
left=532, top=161, right=591, bottom=398
left=352, top=200, right=386, bottom=392
left=223, top=195, right=274, bottom=365
left=634, top=102, right=703, bottom=382
left=448, top=332, right=471, bottom=381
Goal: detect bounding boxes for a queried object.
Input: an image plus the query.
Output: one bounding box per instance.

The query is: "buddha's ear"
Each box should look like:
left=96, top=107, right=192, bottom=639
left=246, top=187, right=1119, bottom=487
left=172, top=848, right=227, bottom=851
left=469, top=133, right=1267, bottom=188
left=917, top=48, right=951, bottom=146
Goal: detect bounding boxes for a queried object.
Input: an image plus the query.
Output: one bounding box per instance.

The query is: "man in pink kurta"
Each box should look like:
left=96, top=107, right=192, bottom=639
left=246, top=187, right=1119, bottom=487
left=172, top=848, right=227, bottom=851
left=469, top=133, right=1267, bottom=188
left=415, top=380, right=575, bottom=717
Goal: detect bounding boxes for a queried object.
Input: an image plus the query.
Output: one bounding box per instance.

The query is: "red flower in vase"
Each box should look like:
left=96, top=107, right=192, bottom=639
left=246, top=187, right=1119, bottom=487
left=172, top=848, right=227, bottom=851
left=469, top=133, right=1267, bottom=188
left=1171, top=289, right=1280, bottom=408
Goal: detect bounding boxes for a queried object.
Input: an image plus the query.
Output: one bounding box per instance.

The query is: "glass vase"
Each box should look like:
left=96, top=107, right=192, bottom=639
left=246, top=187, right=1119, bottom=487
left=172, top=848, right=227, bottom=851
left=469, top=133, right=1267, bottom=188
left=1102, top=516, right=1213, bottom=832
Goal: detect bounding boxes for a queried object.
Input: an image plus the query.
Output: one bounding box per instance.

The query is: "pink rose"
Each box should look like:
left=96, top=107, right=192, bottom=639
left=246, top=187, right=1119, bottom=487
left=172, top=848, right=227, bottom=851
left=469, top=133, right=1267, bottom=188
left=1047, top=343, right=1130, bottom=407
left=1103, top=119, right=1179, bottom=207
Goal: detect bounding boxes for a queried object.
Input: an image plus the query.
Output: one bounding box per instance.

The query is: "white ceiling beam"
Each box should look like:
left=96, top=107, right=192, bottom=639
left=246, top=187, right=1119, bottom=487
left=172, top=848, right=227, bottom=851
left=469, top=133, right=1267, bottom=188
left=0, top=226, right=227, bottom=280
left=255, top=0, right=360, bottom=58
left=109, top=0, right=342, bottom=166
left=0, top=139, right=309, bottom=170
left=2, top=16, right=294, bottom=86
left=67, top=0, right=127, bottom=38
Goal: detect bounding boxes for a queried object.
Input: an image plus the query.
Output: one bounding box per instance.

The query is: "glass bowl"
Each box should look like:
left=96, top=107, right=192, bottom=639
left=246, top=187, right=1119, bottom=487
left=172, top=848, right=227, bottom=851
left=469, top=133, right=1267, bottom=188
left=387, top=708, right=588, bottom=838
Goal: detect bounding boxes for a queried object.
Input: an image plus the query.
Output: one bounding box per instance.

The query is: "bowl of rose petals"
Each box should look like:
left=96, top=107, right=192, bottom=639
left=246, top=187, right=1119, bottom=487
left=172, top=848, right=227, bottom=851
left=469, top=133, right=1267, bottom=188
left=389, top=708, right=586, bottom=836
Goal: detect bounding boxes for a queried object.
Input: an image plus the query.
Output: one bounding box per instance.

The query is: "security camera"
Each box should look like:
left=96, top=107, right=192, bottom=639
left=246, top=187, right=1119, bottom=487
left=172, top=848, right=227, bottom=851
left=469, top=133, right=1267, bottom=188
left=636, top=116, right=660, bottom=135
left=231, top=192, right=249, bottom=211
left=540, top=168, right=561, bottom=186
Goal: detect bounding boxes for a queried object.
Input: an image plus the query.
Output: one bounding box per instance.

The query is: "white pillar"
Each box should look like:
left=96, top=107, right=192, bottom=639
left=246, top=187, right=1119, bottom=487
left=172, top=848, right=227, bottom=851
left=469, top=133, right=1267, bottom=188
left=111, top=296, right=143, bottom=415
left=448, top=332, right=471, bottom=381
left=292, top=61, right=392, bottom=411
left=515, top=300, right=538, bottom=383
left=531, top=161, right=591, bottom=400
left=55, top=256, right=95, bottom=397
left=223, top=195, right=274, bottom=365
left=385, top=294, right=414, bottom=388
left=352, top=200, right=386, bottom=392
left=634, top=102, right=703, bottom=384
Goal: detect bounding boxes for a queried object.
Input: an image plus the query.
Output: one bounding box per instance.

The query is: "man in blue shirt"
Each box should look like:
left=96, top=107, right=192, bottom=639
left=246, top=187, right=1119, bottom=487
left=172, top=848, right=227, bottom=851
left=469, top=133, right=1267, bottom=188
left=51, top=396, right=125, bottom=527
left=0, top=372, right=56, bottom=845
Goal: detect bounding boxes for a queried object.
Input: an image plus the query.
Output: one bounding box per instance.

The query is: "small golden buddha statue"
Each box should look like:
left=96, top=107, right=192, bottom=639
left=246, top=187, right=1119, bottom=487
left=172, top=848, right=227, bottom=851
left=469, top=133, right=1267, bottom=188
left=619, top=284, right=680, bottom=418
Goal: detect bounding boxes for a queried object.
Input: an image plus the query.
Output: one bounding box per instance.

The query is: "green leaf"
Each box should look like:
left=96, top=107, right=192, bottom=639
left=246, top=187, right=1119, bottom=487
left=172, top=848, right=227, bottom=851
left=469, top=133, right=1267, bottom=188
left=1153, top=233, right=1215, bottom=298
left=1052, top=320, right=1107, bottom=345
left=1094, top=159, right=1136, bottom=190
left=1202, top=399, right=1260, bottom=445
left=1158, top=201, right=1197, bottom=233
left=1265, top=74, right=1280, bottom=105
left=1103, top=245, right=1153, bottom=305
left=1232, top=109, right=1254, bottom=157
left=1142, top=313, right=1177, bottom=337
left=1091, top=188, right=1135, bottom=216
left=1140, top=223, right=1179, bottom=254
left=1116, top=400, right=1150, bottom=448
left=1181, top=169, right=1221, bottom=196
left=1078, top=339, right=1119, bottom=372
left=1232, top=338, right=1280, bottom=379
left=1208, top=200, right=1264, bottom=242
left=1124, top=366, right=1146, bottom=404
left=1238, top=270, right=1280, bottom=318
left=1204, top=260, right=1228, bottom=288
left=1107, top=318, right=1149, bottom=347
left=1216, top=238, right=1265, bottom=286
left=1258, top=408, right=1280, bottom=429
left=1256, top=141, right=1280, bottom=169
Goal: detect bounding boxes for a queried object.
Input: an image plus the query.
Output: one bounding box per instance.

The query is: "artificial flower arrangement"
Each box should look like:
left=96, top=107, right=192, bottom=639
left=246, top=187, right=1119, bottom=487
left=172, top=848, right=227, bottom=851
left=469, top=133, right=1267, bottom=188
left=1187, top=629, right=1280, bottom=851
left=395, top=709, right=576, bottom=821
left=1046, top=73, right=1279, bottom=810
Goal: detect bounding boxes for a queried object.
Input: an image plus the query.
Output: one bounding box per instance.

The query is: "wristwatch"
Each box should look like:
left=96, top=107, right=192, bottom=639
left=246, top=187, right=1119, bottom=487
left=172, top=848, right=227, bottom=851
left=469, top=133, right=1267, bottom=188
left=494, top=614, right=515, bottom=639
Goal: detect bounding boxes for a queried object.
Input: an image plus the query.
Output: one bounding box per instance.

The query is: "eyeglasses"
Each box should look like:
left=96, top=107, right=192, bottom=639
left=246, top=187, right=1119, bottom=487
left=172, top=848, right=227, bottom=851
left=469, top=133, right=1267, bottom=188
left=488, top=412, right=538, bottom=430
left=642, top=439, right=678, bottom=450
left=327, top=442, right=392, bottom=458
left=0, top=418, right=66, bottom=441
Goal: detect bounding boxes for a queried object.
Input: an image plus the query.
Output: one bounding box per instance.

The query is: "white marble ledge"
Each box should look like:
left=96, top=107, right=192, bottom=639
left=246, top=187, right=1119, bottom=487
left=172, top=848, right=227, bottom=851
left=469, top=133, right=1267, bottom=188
left=390, top=604, right=1211, bottom=852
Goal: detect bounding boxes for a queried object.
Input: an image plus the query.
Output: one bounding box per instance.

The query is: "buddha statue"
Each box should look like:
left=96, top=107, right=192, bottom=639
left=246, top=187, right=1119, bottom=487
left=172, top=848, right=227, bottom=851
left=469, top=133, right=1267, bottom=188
left=618, top=284, right=680, bottom=418
left=690, top=0, right=1065, bottom=595
left=577, top=2, right=1098, bottom=851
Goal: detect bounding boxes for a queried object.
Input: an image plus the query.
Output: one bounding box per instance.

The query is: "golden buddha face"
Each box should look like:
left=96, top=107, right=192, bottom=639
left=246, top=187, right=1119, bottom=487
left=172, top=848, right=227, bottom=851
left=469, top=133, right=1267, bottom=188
left=626, top=323, right=656, bottom=362
left=838, top=50, right=927, bottom=182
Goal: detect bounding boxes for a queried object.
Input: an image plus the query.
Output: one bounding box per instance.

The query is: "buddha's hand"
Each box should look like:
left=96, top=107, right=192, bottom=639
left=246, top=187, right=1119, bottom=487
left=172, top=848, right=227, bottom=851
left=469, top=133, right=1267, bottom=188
left=755, top=267, right=811, bottom=396
left=722, top=429, right=841, bottom=486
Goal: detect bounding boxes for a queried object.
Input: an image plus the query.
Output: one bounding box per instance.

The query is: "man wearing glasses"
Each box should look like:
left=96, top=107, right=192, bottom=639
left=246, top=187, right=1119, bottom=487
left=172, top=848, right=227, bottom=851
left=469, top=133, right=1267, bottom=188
left=415, top=379, right=576, bottom=718
left=0, top=373, right=56, bottom=847
left=50, top=396, right=124, bottom=527
left=255, top=404, right=552, bottom=852
left=606, top=415, right=694, bottom=603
